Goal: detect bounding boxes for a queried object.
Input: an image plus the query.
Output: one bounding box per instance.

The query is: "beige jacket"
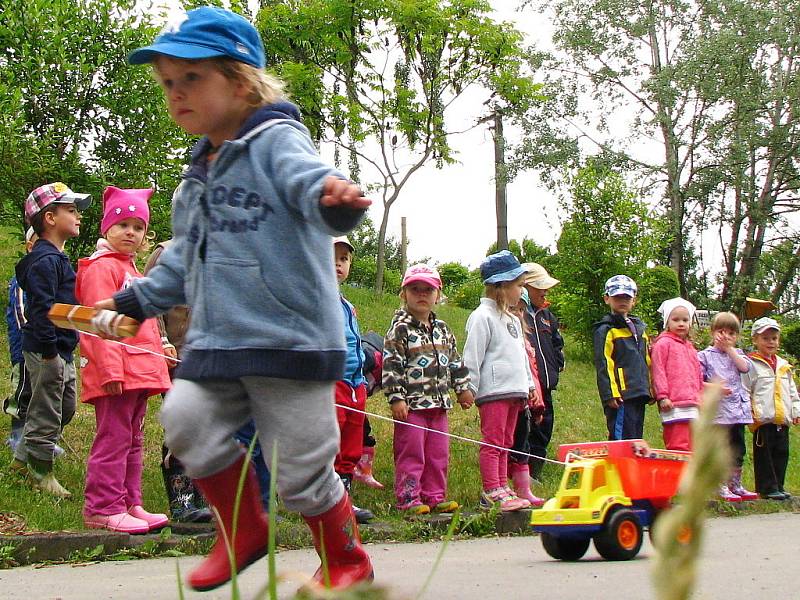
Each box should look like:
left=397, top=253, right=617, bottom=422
left=743, top=354, right=800, bottom=429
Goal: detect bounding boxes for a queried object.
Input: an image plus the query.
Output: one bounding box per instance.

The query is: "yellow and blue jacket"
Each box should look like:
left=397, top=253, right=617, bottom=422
left=592, top=312, right=651, bottom=407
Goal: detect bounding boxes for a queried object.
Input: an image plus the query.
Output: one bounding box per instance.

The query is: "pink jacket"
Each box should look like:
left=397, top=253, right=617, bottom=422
left=76, top=249, right=170, bottom=404
left=650, top=331, right=703, bottom=408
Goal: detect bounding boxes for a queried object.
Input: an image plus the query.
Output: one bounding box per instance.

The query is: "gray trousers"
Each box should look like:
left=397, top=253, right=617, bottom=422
left=15, top=352, right=76, bottom=464
left=160, top=377, right=344, bottom=517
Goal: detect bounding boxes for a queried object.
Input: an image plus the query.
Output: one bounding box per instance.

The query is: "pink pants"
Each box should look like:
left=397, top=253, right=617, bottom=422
left=663, top=420, right=693, bottom=451
left=84, top=390, right=148, bottom=516
left=393, top=408, right=449, bottom=508
left=478, top=399, right=522, bottom=491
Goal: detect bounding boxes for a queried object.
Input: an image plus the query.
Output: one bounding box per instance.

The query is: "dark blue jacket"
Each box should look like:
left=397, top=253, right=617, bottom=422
left=592, top=312, right=651, bottom=406
left=16, top=239, right=79, bottom=361
left=524, top=306, right=565, bottom=391
left=6, top=276, right=25, bottom=365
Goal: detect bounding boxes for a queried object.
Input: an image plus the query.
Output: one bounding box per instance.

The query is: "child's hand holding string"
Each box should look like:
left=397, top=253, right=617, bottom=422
left=320, top=176, right=372, bottom=210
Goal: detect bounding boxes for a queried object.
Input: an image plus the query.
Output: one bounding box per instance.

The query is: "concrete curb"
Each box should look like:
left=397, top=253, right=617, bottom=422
left=1, top=511, right=533, bottom=567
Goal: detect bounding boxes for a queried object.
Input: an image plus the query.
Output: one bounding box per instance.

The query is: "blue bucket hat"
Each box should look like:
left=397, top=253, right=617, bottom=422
left=128, top=7, right=266, bottom=68
left=480, top=251, right=528, bottom=285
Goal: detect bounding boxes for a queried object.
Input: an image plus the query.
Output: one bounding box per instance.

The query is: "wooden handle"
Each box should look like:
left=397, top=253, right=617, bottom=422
left=48, top=303, right=141, bottom=338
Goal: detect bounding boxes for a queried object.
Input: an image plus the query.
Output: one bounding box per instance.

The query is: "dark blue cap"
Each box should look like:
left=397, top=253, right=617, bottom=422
left=480, top=251, right=528, bottom=285
left=128, top=7, right=265, bottom=68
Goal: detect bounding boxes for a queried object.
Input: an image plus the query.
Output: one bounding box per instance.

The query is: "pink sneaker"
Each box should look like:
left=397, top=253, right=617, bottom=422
left=85, top=512, right=150, bottom=534
left=128, top=505, right=169, bottom=530
left=504, top=486, right=531, bottom=509
left=718, top=483, right=742, bottom=503
left=480, top=488, right=526, bottom=512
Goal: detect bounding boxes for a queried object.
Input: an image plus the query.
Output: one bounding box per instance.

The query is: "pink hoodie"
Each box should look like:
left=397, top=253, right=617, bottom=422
left=650, top=331, right=703, bottom=407
left=75, top=242, right=170, bottom=403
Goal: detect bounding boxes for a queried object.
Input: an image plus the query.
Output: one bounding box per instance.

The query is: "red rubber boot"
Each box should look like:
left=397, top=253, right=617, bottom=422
left=303, top=493, right=374, bottom=589
left=187, top=456, right=269, bottom=591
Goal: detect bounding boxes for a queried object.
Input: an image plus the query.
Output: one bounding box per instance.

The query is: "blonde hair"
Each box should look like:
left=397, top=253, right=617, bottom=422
left=136, top=229, right=156, bottom=259
left=210, top=58, right=286, bottom=106
left=152, top=57, right=287, bottom=107
left=484, top=275, right=525, bottom=315
left=710, top=311, right=740, bottom=334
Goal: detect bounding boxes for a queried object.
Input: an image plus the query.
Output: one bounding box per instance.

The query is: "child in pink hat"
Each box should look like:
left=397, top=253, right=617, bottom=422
left=76, top=186, right=172, bottom=534
left=383, top=264, right=474, bottom=514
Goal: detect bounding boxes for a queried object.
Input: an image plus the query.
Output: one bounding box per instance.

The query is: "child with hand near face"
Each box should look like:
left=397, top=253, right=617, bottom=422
left=743, top=317, right=800, bottom=500
left=650, top=298, right=703, bottom=451
left=698, top=312, right=757, bottom=501
left=383, top=264, right=473, bottom=515
left=77, top=187, right=172, bottom=534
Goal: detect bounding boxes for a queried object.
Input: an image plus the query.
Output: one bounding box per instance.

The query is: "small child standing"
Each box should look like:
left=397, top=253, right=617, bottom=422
left=650, top=298, right=703, bottom=451
left=383, top=264, right=473, bottom=515
left=592, top=275, right=652, bottom=441
left=100, top=7, right=373, bottom=591
left=77, top=187, right=172, bottom=534
left=698, top=312, right=757, bottom=501
left=4, top=228, right=36, bottom=453
left=333, top=236, right=374, bottom=524
left=12, top=182, right=92, bottom=497
left=464, top=251, right=534, bottom=512
left=743, top=317, right=800, bottom=500
left=507, top=289, right=545, bottom=507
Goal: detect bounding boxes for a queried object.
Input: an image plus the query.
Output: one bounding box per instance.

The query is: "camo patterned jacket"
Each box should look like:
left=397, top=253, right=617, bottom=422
left=382, top=308, right=471, bottom=410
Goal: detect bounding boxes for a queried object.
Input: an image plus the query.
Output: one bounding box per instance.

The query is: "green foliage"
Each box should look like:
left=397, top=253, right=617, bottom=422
left=0, top=544, right=18, bottom=569
left=447, top=271, right=484, bottom=311
left=486, top=237, right=554, bottom=268
left=637, top=265, right=681, bottom=333
left=781, top=323, right=800, bottom=361
left=0, top=0, right=191, bottom=257
left=437, top=262, right=470, bottom=291
left=552, top=160, right=667, bottom=347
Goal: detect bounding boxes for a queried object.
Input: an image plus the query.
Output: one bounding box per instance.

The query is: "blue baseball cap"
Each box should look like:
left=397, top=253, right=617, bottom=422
left=604, top=275, right=638, bottom=297
left=480, top=251, right=529, bottom=285
left=128, top=7, right=266, bottom=69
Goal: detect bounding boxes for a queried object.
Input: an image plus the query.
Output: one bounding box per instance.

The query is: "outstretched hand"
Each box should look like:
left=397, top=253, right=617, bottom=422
left=320, top=176, right=372, bottom=210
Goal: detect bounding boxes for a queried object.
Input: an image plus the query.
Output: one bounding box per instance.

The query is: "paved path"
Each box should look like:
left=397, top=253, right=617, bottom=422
left=1, top=512, right=797, bottom=599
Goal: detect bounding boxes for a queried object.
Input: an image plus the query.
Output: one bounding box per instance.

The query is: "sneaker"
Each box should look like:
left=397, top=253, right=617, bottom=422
left=718, top=483, right=742, bottom=502
left=128, top=505, right=169, bottom=531
left=504, top=486, right=531, bottom=509
left=85, top=512, right=150, bottom=534
left=400, top=503, right=431, bottom=516
left=480, top=488, right=526, bottom=512
left=762, top=491, right=788, bottom=501
left=34, top=472, right=72, bottom=498
left=352, top=503, right=375, bottom=524
left=430, top=500, right=459, bottom=513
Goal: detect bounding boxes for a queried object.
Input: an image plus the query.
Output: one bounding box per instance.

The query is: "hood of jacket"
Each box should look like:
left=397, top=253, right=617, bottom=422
left=16, top=239, right=65, bottom=289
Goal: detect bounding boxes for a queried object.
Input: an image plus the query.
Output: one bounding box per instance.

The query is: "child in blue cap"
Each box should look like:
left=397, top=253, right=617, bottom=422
left=463, top=251, right=536, bottom=512
left=96, top=6, right=373, bottom=592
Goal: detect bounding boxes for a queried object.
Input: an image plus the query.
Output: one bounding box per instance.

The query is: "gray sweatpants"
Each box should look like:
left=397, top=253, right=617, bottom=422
left=160, top=377, right=344, bottom=517
left=15, top=352, right=76, bottom=464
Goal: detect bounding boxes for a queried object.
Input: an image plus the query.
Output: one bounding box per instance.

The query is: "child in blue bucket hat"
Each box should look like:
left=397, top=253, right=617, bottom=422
left=96, top=6, right=373, bottom=592
left=463, top=251, right=537, bottom=512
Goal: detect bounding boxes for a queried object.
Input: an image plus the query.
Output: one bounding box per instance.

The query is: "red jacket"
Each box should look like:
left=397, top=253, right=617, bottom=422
left=650, top=331, right=703, bottom=408
left=76, top=250, right=170, bottom=403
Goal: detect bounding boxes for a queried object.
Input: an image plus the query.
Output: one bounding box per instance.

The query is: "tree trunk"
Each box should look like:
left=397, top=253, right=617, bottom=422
left=375, top=206, right=391, bottom=294
left=493, top=111, right=508, bottom=251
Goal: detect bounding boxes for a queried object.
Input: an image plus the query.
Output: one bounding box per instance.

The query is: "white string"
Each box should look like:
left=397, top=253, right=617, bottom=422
left=78, top=330, right=569, bottom=466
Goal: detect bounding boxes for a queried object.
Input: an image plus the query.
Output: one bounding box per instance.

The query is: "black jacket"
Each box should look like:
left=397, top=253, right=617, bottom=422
left=592, top=312, right=651, bottom=406
left=16, top=239, right=79, bottom=361
left=524, top=306, right=565, bottom=391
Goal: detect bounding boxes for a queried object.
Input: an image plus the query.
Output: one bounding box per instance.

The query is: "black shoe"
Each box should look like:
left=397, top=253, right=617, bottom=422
left=339, top=473, right=374, bottom=523
left=172, top=504, right=213, bottom=523
left=779, top=490, right=792, bottom=500
left=762, top=491, right=788, bottom=501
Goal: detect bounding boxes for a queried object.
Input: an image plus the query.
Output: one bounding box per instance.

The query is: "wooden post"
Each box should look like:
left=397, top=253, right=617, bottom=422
left=493, top=110, right=508, bottom=250
left=401, top=216, right=408, bottom=275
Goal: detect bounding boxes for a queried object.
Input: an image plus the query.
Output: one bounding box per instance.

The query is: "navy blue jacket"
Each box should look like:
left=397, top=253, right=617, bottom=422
left=16, top=239, right=79, bottom=361
left=592, top=312, right=651, bottom=406
left=524, top=306, right=565, bottom=391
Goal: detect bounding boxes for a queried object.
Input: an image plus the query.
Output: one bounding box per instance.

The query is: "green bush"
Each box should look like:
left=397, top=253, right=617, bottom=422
left=782, top=322, right=800, bottom=360
left=637, top=265, right=681, bottom=333
left=448, top=272, right=483, bottom=310
left=438, top=262, right=470, bottom=291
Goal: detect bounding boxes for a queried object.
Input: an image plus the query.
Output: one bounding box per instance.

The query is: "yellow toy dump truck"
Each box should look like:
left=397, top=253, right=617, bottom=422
left=531, top=440, right=690, bottom=561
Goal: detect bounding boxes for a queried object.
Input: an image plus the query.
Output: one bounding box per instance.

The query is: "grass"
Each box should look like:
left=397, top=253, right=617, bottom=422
left=0, top=246, right=798, bottom=539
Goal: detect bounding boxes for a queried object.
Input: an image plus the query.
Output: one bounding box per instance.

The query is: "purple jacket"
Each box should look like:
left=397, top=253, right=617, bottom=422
left=698, top=347, right=753, bottom=425
left=650, top=332, right=703, bottom=408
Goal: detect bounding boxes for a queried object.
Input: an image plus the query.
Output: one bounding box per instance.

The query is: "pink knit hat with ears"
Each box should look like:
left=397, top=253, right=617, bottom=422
left=101, top=187, right=152, bottom=234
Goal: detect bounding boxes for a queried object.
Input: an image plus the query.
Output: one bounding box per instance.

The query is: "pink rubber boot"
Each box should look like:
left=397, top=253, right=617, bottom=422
left=510, top=462, right=545, bottom=508
left=353, top=447, right=384, bottom=489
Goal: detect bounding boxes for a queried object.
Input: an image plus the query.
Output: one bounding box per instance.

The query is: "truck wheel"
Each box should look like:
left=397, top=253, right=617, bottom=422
left=594, top=509, right=643, bottom=560
left=541, top=532, right=591, bottom=561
